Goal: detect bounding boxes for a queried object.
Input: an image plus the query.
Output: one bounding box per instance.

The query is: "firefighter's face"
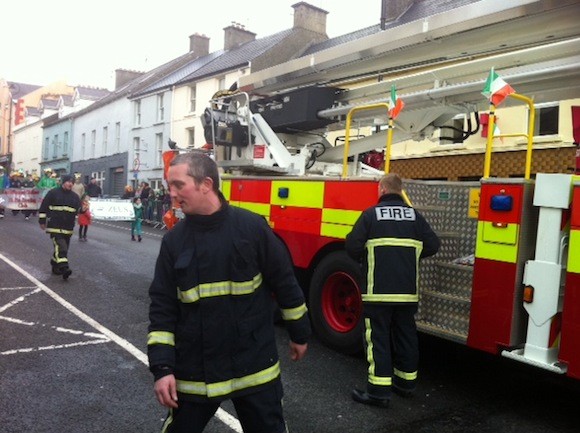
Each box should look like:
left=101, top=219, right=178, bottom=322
left=168, top=163, right=211, bottom=215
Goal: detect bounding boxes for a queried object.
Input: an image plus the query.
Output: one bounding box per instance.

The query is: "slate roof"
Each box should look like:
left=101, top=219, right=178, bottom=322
left=303, top=0, right=481, bottom=55
left=6, top=81, right=42, bottom=99
left=176, top=29, right=295, bottom=85
left=132, top=50, right=224, bottom=97
left=76, top=86, right=111, bottom=101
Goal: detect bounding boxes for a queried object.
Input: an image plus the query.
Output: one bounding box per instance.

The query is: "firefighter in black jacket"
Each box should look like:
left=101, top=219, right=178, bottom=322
left=38, top=174, right=81, bottom=280
left=346, top=173, right=440, bottom=408
left=148, top=153, right=311, bottom=433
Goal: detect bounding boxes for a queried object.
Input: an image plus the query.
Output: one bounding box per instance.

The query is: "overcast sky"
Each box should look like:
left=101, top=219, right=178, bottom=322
left=2, top=0, right=382, bottom=90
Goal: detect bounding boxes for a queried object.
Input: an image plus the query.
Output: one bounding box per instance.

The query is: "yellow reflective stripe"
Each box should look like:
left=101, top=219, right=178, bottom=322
left=281, top=304, right=308, bottom=321
left=178, top=274, right=263, bottom=303
left=568, top=230, right=580, bottom=274
left=51, top=238, right=68, bottom=263
left=366, top=238, right=422, bottom=299
left=49, top=205, right=77, bottom=213
left=176, top=361, right=281, bottom=398
left=362, top=293, right=419, bottom=302
left=475, top=221, right=518, bottom=263
left=238, top=201, right=270, bottom=219
left=147, top=331, right=175, bottom=346
left=46, top=228, right=74, bottom=235
left=270, top=180, right=324, bottom=208
left=221, top=180, right=232, bottom=201
left=394, top=368, right=417, bottom=381
left=160, top=409, right=174, bottom=433
left=365, top=318, right=393, bottom=386
left=39, top=213, right=47, bottom=218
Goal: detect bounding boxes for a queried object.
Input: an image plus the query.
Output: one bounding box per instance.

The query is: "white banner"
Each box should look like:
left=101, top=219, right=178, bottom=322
left=89, top=198, right=135, bottom=221
left=2, top=188, right=42, bottom=210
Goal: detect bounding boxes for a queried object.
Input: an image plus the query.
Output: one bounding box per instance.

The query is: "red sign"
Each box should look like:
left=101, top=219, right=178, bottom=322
left=253, top=145, right=266, bottom=159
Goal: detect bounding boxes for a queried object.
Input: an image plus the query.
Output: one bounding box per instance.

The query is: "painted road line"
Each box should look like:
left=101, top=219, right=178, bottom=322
left=0, top=252, right=243, bottom=433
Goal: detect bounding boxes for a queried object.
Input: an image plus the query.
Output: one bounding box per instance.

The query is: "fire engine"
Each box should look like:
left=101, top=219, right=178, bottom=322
left=181, top=0, right=580, bottom=380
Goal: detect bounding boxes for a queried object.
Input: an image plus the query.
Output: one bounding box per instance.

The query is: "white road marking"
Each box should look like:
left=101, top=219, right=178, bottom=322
left=0, top=252, right=243, bottom=432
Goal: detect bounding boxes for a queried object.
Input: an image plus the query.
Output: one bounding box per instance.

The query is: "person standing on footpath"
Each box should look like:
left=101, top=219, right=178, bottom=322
left=86, top=178, right=102, bottom=198
left=147, top=153, right=310, bottom=433
left=346, top=173, right=440, bottom=408
left=131, top=197, right=143, bottom=242
left=72, top=173, right=86, bottom=199
left=77, top=197, right=92, bottom=241
left=38, top=174, right=81, bottom=280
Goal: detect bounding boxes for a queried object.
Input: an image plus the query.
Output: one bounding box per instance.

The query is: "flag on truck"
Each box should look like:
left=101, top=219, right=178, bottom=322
left=388, top=85, right=404, bottom=119
left=482, top=68, right=515, bottom=106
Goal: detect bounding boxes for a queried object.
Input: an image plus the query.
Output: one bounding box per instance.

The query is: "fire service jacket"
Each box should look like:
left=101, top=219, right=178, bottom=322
left=345, top=193, right=440, bottom=305
left=38, top=187, right=81, bottom=235
left=147, top=200, right=311, bottom=402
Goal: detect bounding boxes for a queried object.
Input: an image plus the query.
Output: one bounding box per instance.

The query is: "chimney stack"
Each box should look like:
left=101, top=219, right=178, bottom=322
left=223, top=22, right=256, bottom=51
left=292, top=2, right=328, bottom=34
left=114, top=69, right=145, bottom=90
left=189, top=33, right=210, bottom=56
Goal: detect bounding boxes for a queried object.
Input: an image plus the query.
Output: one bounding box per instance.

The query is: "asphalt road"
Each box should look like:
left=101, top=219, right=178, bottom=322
left=1, top=212, right=579, bottom=433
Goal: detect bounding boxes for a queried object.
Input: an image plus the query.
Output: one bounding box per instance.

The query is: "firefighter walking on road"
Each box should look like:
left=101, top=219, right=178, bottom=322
left=147, top=153, right=311, bottom=433
left=38, top=174, right=81, bottom=280
left=346, top=173, right=440, bottom=408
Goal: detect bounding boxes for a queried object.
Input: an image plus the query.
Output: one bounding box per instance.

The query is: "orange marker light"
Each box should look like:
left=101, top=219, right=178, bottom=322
left=523, top=285, right=534, bottom=303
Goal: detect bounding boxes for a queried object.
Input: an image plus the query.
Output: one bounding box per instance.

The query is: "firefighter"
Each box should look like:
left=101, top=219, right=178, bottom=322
left=345, top=173, right=440, bottom=407
left=38, top=174, right=81, bottom=280
left=147, top=152, right=310, bottom=433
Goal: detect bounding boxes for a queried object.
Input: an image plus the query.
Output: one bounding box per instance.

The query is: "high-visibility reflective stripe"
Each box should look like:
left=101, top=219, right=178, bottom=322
left=362, top=293, right=419, bottom=303
left=51, top=238, right=68, bottom=263
left=237, top=201, right=270, bottom=219
left=178, top=274, right=263, bottom=303
left=280, top=304, right=308, bottom=321
left=147, top=331, right=175, bottom=346
left=365, top=318, right=393, bottom=386
left=394, top=368, right=417, bottom=381
left=365, top=238, right=422, bottom=302
left=47, top=228, right=74, bottom=235
left=160, top=409, right=173, bottom=433
left=475, top=221, right=519, bottom=263
left=49, top=205, right=77, bottom=213
left=39, top=213, right=47, bottom=218
left=568, top=230, right=580, bottom=274
left=176, top=361, right=281, bottom=398
left=270, top=181, right=324, bottom=208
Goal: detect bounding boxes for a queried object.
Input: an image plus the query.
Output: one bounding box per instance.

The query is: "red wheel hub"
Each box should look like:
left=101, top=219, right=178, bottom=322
left=321, top=271, right=362, bottom=333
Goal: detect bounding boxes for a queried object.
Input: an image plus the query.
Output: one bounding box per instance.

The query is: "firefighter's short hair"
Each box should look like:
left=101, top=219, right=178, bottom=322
left=171, top=152, right=220, bottom=193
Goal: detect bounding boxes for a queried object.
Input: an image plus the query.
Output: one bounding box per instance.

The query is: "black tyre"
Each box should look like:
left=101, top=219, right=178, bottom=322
left=309, top=250, right=364, bottom=354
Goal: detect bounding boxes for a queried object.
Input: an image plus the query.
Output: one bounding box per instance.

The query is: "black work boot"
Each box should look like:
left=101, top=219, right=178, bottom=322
left=351, top=389, right=390, bottom=408
left=62, top=268, right=72, bottom=280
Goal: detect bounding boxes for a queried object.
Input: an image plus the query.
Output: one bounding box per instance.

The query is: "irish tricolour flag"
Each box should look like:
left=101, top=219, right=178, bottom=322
left=388, top=85, right=404, bottom=119
left=482, top=68, right=515, bottom=106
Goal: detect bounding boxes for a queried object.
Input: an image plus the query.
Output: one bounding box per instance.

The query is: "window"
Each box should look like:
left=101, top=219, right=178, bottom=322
left=133, top=137, right=141, bottom=161
left=188, top=127, right=195, bottom=147
left=91, top=130, right=96, bottom=158
left=92, top=170, right=105, bottom=189
left=102, top=126, right=108, bottom=154
left=155, top=133, right=163, bottom=167
left=189, top=85, right=197, bottom=112
left=81, top=133, right=86, bottom=159
left=44, top=137, right=49, bottom=160
left=134, top=100, right=142, bottom=126
left=218, top=77, right=226, bottom=90
left=52, top=135, right=58, bottom=158
left=534, top=103, right=559, bottom=136
left=115, top=122, right=121, bottom=153
left=157, top=94, right=164, bottom=122
left=63, top=132, right=69, bottom=156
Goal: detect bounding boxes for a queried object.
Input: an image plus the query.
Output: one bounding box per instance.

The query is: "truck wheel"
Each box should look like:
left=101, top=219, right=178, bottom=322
left=309, top=251, right=363, bottom=354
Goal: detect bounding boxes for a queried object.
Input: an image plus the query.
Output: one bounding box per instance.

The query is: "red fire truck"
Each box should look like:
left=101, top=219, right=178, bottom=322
left=193, top=0, right=580, bottom=379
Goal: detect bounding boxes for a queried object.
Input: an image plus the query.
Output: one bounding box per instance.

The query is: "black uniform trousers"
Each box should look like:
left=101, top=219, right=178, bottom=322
left=50, top=233, right=71, bottom=273
left=161, top=381, right=286, bottom=433
left=364, top=304, right=419, bottom=399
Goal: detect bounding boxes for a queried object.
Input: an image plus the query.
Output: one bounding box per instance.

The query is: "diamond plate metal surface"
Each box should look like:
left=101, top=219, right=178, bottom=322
left=402, top=180, right=479, bottom=342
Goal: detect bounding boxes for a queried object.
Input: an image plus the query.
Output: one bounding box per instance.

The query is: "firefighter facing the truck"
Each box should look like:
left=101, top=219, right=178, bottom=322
left=346, top=173, right=440, bottom=408
left=147, top=152, right=311, bottom=433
